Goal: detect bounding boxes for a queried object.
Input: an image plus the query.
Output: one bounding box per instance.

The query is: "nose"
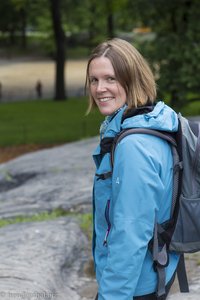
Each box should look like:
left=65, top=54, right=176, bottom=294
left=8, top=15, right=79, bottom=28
left=96, top=80, right=107, bottom=93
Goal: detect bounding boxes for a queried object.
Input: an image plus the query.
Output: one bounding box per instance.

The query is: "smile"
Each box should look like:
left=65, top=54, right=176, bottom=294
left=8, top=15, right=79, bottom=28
left=99, top=97, right=114, bottom=102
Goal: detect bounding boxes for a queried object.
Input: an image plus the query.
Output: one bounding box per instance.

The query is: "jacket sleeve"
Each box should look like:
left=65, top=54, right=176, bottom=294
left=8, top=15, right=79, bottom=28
left=98, top=134, right=168, bottom=300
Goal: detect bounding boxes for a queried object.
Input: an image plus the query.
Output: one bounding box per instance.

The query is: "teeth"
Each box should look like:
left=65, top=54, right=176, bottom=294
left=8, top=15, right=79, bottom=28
left=99, top=98, right=112, bottom=102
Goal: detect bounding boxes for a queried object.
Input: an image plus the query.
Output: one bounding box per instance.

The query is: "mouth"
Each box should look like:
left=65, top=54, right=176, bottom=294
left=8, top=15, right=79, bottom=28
left=98, top=97, right=114, bottom=103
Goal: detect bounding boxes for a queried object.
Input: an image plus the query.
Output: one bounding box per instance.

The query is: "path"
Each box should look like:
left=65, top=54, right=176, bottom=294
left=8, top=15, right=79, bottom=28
left=0, top=57, right=87, bottom=101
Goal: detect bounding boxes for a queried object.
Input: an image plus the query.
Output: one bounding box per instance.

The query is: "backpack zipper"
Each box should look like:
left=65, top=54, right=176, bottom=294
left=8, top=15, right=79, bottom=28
left=103, top=199, right=111, bottom=246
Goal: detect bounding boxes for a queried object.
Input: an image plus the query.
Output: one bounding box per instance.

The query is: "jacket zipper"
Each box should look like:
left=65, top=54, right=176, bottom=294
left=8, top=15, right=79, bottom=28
left=103, top=199, right=111, bottom=246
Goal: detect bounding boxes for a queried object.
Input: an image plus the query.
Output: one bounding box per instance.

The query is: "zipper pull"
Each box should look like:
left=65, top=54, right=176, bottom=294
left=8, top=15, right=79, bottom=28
left=103, top=227, right=110, bottom=246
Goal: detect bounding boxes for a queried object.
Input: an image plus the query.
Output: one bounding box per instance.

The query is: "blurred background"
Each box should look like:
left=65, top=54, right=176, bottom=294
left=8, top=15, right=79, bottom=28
left=0, top=2, right=200, bottom=298
left=0, top=0, right=200, bottom=159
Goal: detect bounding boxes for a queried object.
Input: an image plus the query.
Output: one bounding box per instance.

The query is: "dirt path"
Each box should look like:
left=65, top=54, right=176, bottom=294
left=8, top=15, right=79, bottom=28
left=0, top=57, right=87, bottom=101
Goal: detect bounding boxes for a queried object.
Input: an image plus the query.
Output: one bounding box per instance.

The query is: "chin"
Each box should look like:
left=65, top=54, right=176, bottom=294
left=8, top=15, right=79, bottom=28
left=101, top=111, right=113, bottom=116
left=99, top=108, right=115, bottom=116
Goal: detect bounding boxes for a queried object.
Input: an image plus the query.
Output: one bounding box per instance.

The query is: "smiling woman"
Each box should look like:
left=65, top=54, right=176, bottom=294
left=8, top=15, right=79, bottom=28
left=85, top=38, right=156, bottom=116
left=85, top=38, right=180, bottom=300
left=88, top=56, right=127, bottom=116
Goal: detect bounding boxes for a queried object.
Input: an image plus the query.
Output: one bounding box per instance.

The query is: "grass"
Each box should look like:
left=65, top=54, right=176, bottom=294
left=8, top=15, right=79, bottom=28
left=0, top=208, right=93, bottom=240
left=178, top=101, right=200, bottom=116
left=0, top=97, right=199, bottom=147
left=79, top=213, right=93, bottom=240
left=0, top=98, right=96, bottom=234
left=0, top=208, right=67, bottom=228
left=0, top=97, right=103, bottom=147
left=0, top=97, right=199, bottom=232
left=161, top=95, right=200, bottom=116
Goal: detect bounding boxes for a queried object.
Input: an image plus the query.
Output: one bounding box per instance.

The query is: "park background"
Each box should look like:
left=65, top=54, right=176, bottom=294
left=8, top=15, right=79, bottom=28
left=0, top=1, right=200, bottom=299
left=0, top=0, right=200, bottom=162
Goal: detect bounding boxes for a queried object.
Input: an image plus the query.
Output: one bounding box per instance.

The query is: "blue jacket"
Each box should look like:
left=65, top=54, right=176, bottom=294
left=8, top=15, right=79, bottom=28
left=92, top=101, right=180, bottom=300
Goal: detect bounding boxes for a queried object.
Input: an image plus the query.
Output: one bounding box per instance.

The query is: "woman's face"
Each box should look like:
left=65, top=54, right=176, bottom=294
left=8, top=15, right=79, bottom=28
left=88, top=56, right=127, bottom=116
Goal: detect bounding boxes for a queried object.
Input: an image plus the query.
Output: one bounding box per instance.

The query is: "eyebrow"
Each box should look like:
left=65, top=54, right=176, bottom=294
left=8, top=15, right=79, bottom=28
left=89, top=73, right=115, bottom=78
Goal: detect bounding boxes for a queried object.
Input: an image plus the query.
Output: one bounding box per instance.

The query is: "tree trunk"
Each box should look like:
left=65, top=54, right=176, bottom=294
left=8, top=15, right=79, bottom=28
left=107, top=13, right=114, bottom=38
left=9, top=25, right=16, bottom=46
left=20, top=7, right=27, bottom=49
left=106, top=1, right=114, bottom=38
left=49, top=0, right=66, bottom=100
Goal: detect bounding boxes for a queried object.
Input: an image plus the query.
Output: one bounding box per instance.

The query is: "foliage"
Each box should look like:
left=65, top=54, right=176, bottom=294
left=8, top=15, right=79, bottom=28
left=0, top=0, right=51, bottom=49
left=0, top=98, right=103, bottom=146
left=128, top=0, right=200, bottom=109
left=0, top=0, right=200, bottom=109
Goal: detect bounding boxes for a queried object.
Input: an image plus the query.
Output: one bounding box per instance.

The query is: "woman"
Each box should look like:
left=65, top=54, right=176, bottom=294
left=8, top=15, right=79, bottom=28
left=85, top=38, right=179, bottom=300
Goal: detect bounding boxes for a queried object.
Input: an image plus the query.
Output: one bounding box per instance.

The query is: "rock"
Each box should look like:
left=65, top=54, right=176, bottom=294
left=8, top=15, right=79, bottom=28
left=0, top=136, right=200, bottom=299
left=168, top=254, right=200, bottom=300
left=0, top=137, right=99, bottom=299
left=0, top=217, right=96, bottom=300
left=0, top=137, right=98, bottom=218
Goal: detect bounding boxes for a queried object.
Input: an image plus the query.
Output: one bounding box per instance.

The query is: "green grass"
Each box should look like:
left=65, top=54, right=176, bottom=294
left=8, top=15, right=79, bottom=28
left=178, top=101, right=200, bottom=116
left=0, top=208, right=93, bottom=240
left=79, top=213, right=93, bottom=240
left=0, top=97, right=199, bottom=147
left=0, top=208, right=68, bottom=228
left=0, top=97, right=103, bottom=147
left=161, top=95, right=200, bottom=116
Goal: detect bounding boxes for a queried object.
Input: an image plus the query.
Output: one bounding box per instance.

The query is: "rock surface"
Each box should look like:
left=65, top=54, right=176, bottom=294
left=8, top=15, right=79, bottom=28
left=0, top=136, right=200, bottom=299
left=0, top=138, right=98, bottom=299
left=0, top=138, right=98, bottom=218
left=168, top=254, right=200, bottom=299
left=0, top=217, right=96, bottom=300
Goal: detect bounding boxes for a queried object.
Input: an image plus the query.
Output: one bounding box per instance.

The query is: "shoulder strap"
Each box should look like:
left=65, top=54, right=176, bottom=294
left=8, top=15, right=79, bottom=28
left=110, top=127, right=185, bottom=298
left=110, top=128, right=177, bottom=168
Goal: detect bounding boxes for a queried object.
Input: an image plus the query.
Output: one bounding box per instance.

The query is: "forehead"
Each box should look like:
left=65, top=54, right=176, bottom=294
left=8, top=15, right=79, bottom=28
left=89, top=56, right=115, bottom=76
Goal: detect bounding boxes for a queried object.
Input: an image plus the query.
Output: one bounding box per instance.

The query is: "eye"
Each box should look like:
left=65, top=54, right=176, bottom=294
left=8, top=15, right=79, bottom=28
left=107, top=76, right=116, bottom=83
left=89, top=77, right=98, bottom=85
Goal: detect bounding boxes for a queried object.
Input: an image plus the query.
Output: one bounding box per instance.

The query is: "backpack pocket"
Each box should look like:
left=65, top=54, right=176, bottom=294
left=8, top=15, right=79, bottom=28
left=170, top=194, right=200, bottom=253
left=103, top=199, right=111, bottom=246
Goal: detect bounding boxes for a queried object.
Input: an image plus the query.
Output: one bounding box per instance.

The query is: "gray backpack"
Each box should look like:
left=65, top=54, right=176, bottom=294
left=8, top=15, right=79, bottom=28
left=111, top=113, right=200, bottom=299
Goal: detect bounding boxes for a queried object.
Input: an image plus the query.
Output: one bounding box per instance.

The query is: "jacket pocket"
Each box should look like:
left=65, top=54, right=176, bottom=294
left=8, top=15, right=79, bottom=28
left=103, top=199, right=111, bottom=246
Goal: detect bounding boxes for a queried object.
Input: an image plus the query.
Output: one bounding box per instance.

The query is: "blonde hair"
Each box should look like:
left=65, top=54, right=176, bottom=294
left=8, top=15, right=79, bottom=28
left=85, top=38, right=157, bottom=113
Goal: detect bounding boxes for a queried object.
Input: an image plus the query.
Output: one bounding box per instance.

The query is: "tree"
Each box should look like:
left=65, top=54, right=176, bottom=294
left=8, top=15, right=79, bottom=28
left=128, top=0, right=200, bottom=109
left=49, top=0, right=66, bottom=100
left=12, top=0, right=29, bottom=49
left=0, top=0, right=26, bottom=47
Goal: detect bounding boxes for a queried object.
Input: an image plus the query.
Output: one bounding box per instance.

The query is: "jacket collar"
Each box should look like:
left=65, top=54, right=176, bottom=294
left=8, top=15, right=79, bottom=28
left=100, top=105, right=127, bottom=138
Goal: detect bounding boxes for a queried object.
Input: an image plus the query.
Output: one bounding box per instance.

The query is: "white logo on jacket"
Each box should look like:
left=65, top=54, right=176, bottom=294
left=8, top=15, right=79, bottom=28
left=116, top=177, right=120, bottom=184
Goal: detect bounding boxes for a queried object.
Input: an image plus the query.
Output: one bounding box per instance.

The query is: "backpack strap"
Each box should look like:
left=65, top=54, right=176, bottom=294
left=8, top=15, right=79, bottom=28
left=110, top=127, right=186, bottom=298
left=176, top=254, right=189, bottom=293
left=152, top=223, right=169, bottom=299
left=110, top=128, right=177, bottom=168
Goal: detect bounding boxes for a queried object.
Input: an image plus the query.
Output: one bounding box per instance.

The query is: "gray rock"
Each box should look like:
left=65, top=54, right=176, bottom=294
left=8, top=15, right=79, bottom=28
left=0, top=138, right=99, bottom=299
left=0, top=137, right=98, bottom=218
left=0, top=217, right=96, bottom=300
left=0, top=136, right=200, bottom=299
left=168, top=254, right=200, bottom=300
